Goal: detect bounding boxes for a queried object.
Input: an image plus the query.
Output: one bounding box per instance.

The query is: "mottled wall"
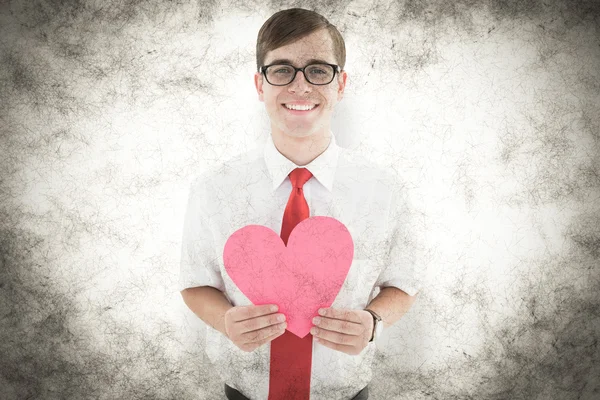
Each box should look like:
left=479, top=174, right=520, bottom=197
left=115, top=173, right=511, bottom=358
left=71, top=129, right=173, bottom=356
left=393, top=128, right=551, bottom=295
left=1, top=0, right=599, bottom=399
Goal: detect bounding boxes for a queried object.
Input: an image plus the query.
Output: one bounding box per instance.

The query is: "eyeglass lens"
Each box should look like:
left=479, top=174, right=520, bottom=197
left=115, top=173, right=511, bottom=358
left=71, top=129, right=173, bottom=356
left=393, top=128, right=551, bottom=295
left=265, top=64, right=335, bottom=85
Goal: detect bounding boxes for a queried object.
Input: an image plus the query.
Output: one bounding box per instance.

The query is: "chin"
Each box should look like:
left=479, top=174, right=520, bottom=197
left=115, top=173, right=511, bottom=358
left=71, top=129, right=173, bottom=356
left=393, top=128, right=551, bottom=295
left=283, top=127, right=318, bottom=138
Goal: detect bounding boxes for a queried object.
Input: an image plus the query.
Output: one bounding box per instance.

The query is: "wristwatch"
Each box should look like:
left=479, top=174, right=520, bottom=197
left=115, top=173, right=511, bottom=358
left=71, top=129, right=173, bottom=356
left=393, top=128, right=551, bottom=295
left=364, top=308, right=383, bottom=342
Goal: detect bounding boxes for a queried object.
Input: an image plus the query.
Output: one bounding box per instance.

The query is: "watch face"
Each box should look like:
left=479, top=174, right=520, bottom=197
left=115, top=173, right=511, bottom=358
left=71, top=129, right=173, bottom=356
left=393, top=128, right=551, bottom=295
left=375, top=321, right=383, bottom=337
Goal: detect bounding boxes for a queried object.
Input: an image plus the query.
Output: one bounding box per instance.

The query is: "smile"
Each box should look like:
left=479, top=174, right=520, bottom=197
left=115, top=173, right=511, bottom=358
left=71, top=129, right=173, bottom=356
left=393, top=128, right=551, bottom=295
left=282, top=104, right=319, bottom=114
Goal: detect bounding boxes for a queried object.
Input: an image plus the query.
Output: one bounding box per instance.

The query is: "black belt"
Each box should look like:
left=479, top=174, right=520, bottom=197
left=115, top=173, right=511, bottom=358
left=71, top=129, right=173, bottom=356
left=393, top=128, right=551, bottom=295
left=225, top=383, right=369, bottom=400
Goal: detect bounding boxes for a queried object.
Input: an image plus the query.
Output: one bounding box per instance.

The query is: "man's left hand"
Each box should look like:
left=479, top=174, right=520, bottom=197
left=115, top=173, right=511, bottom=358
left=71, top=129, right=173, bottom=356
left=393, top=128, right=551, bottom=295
left=310, top=308, right=373, bottom=356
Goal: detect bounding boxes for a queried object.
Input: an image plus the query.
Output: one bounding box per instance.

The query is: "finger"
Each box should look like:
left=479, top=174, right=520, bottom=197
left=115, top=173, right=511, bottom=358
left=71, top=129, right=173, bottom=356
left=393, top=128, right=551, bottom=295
left=246, top=322, right=287, bottom=344
left=234, top=304, right=278, bottom=322
left=313, top=316, right=363, bottom=336
left=241, top=313, right=285, bottom=334
left=241, top=327, right=286, bottom=353
left=314, top=336, right=356, bottom=355
left=257, top=326, right=287, bottom=346
left=318, top=308, right=362, bottom=324
left=313, top=326, right=358, bottom=346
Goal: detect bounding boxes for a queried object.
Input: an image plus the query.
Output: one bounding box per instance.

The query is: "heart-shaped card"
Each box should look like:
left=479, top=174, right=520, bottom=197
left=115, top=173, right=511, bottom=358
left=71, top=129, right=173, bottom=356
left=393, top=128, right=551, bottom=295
left=223, top=216, right=354, bottom=338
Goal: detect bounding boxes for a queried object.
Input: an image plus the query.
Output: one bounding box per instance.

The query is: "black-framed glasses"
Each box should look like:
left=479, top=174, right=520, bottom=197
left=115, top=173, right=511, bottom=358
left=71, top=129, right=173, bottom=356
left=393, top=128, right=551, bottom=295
left=259, top=63, right=341, bottom=86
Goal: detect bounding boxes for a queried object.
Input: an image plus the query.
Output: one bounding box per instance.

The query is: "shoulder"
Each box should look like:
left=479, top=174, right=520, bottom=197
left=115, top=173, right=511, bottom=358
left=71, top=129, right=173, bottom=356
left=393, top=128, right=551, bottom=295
left=190, top=146, right=263, bottom=191
left=338, top=148, right=407, bottom=193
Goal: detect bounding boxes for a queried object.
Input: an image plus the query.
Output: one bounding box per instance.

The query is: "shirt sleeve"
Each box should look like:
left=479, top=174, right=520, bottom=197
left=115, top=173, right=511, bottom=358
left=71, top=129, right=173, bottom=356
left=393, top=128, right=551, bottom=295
left=179, top=175, right=225, bottom=292
left=374, top=176, right=422, bottom=296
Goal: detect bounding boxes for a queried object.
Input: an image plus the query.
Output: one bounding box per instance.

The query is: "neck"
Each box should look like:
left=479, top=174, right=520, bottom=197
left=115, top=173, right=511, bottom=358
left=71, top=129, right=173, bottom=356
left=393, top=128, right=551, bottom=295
left=271, top=129, right=332, bottom=166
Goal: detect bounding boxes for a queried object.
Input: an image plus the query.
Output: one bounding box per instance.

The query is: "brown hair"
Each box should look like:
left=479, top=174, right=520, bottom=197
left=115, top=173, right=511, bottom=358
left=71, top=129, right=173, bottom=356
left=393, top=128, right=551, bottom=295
left=256, top=8, right=346, bottom=72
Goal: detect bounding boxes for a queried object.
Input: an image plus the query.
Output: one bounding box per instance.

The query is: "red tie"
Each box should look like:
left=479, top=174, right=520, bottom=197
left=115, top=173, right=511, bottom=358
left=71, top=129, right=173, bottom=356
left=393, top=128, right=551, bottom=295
left=268, top=167, right=314, bottom=400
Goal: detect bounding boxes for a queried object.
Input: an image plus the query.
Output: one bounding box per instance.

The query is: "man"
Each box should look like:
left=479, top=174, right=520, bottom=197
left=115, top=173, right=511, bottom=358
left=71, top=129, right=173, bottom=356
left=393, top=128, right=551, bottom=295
left=179, top=8, right=420, bottom=400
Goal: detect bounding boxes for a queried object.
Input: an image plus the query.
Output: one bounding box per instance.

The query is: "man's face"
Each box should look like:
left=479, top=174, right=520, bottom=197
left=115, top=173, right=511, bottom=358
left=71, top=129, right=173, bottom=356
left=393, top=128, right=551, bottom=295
left=254, top=28, right=347, bottom=139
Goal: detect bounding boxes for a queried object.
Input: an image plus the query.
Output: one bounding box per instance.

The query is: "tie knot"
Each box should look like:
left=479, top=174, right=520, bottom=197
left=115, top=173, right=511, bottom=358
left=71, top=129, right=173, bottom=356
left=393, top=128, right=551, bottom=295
left=289, top=167, right=313, bottom=189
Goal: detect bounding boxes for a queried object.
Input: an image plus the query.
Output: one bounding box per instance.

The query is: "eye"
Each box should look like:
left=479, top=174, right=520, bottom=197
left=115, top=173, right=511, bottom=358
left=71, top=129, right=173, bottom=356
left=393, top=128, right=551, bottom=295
left=273, top=66, right=292, bottom=74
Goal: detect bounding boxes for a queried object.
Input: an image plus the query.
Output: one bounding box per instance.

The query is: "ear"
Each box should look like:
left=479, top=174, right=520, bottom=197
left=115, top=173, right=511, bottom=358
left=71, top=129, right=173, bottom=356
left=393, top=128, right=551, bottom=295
left=254, top=72, right=264, bottom=102
left=337, top=70, right=348, bottom=102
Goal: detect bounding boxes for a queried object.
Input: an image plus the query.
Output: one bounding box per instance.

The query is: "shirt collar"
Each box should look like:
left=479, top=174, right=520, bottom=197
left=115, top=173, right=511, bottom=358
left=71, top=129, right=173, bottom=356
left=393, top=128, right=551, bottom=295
left=264, top=131, right=341, bottom=192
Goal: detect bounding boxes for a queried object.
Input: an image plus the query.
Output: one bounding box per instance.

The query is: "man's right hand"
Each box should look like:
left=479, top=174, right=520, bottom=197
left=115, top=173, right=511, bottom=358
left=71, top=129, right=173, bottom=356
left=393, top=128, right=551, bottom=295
left=224, top=304, right=287, bottom=353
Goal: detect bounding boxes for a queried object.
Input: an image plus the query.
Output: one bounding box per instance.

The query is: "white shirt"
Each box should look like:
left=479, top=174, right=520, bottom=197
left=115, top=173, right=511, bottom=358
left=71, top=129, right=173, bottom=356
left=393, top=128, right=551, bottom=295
left=179, top=132, right=420, bottom=400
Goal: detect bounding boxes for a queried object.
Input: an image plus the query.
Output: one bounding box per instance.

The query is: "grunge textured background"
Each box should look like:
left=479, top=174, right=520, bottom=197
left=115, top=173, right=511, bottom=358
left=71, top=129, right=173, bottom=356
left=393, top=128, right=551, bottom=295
left=1, top=0, right=599, bottom=399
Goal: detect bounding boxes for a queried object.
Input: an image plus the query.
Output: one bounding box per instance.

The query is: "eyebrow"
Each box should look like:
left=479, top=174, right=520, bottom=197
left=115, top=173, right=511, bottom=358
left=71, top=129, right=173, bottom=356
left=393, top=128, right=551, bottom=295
left=266, top=58, right=334, bottom=65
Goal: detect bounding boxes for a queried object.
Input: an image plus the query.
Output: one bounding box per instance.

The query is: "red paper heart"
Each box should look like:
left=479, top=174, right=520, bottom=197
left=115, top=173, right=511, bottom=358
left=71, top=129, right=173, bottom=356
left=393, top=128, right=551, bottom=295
left=223, top=216, right=354, bottom=338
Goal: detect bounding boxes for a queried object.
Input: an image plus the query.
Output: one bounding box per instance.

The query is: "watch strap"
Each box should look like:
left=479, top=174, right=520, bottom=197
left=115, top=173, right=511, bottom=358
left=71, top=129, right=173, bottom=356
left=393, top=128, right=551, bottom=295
left=364, top=308, right=382, bottom=342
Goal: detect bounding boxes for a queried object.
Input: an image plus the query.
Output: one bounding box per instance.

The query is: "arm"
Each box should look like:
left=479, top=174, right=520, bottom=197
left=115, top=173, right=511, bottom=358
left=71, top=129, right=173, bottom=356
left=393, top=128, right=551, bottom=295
left=366, top=286, right=417, bottom=329
left=181, top=286, right=234, bottom=338
left=180, top=176, right=233, bottom=337
left=367, top=174, right=421, bottom=330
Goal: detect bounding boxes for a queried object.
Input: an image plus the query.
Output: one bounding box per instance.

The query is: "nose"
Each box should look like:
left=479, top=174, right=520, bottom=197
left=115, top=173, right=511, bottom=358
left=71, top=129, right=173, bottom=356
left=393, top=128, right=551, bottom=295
left=288, top=69, right=312, bottom=93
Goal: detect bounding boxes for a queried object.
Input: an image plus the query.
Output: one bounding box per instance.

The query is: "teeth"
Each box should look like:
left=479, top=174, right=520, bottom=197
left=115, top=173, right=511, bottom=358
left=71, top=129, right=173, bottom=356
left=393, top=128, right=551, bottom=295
left=285, top=104, right=316, bottom=111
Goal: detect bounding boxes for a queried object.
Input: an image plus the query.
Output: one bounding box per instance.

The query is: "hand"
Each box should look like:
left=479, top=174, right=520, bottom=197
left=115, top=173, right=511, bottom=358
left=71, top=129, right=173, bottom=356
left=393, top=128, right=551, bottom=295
left=224, top=304, right=287, bottom=353
left=310, top=308, right=373, bottom=356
